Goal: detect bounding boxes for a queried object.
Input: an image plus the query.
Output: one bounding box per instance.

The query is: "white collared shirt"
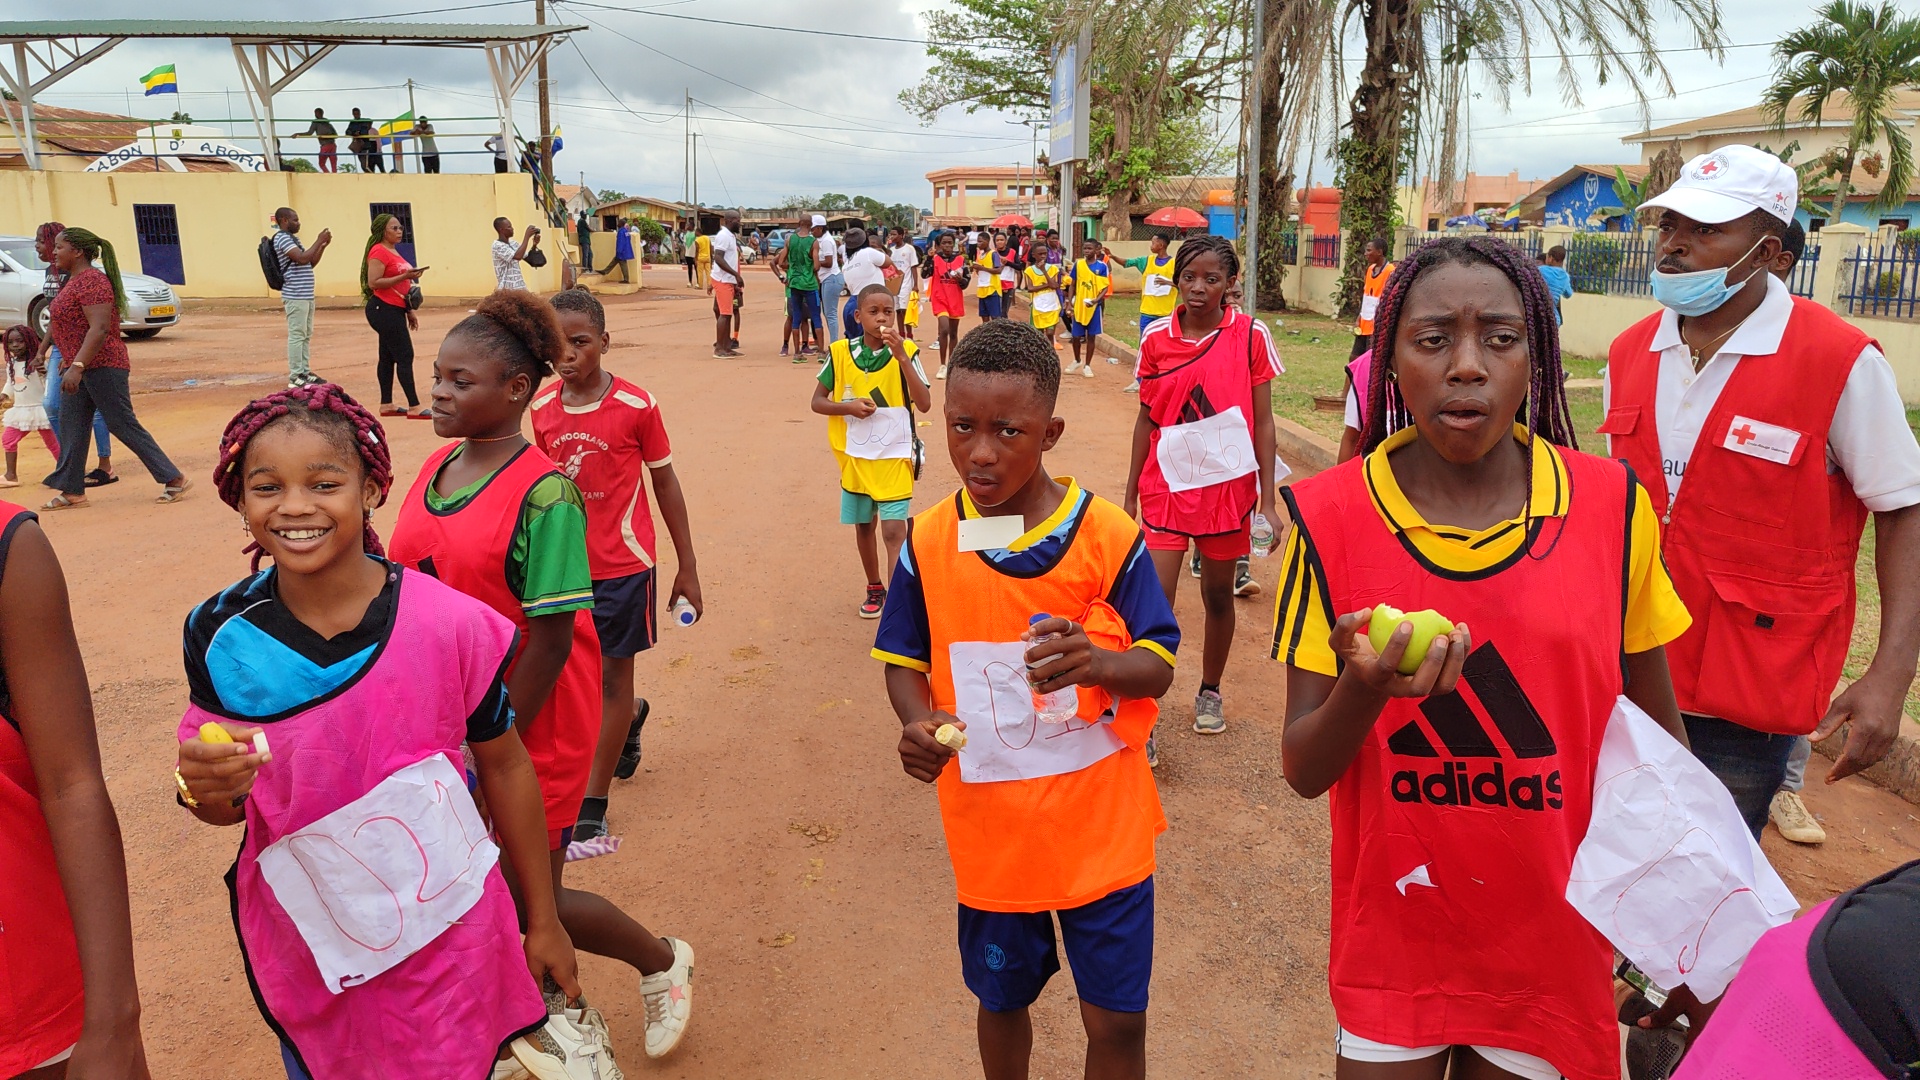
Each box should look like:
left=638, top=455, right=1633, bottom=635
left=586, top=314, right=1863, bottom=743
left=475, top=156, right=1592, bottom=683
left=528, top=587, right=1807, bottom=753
left=1604, top=274, right=1920, bottom=512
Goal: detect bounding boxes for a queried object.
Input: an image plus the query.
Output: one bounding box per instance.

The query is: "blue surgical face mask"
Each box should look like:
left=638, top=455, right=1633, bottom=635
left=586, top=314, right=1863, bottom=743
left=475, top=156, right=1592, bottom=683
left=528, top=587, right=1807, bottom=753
left=1648, top=239, right=1766, bottom=317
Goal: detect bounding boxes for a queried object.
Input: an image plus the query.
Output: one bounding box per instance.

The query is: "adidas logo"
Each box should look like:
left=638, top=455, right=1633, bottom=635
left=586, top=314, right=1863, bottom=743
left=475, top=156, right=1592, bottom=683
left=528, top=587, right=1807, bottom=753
left=1177, top=384, right=1218, bottom=425
left=1387, top=642, right=1564, bottom=812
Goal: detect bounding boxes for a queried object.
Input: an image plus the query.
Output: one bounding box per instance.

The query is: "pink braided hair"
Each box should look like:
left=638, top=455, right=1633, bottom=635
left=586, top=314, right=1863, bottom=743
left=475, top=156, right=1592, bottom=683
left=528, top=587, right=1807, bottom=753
left=214, top=382, right=393, bottom=569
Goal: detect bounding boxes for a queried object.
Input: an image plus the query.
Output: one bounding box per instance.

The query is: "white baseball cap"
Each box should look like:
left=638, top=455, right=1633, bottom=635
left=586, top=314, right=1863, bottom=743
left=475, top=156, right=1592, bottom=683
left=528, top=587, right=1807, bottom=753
left=1639, top=144, right=1798, bottom=225
left=811, top=214, right=827, bottom=227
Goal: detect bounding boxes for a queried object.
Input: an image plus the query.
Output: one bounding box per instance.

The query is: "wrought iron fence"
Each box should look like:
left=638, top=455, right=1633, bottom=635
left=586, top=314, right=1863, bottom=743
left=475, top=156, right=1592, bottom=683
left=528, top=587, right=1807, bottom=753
left=1310, top=234, right=1340, bottom=267
left=1787, top=241, right=1820, bottom=299
left=1840, top=241, right=1920, bottom=320
left=1566, top=234, right=1657, bottom=297
left=1277, top=229, right=1298, bottom=266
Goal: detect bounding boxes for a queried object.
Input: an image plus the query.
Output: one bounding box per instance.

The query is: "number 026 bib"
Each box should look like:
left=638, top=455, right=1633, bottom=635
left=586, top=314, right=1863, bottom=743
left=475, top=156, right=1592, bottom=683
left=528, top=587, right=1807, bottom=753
left=1154, top=405, right=1258, bottom=494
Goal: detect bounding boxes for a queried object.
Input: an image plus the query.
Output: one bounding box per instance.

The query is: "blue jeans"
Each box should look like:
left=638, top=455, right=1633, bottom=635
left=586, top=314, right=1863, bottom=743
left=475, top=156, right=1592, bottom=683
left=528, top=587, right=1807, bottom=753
left=1684, top=714, right=1797, bottom=840
left=819, top=272, right=845, bottom=341
left=42, top=347, right=110, bottom=460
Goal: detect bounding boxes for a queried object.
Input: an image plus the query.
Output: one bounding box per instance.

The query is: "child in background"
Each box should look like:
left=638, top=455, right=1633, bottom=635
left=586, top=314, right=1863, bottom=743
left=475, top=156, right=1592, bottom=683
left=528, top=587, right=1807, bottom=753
left=812, top=284, right=933, bottom=618
left=533, top=288, right=703, bottom=849
left=1124, top=235, right=1281, bottom=756
left=875, top=320, right=1178, bottom=1080
left=387, top=292, right=696, bottom=1063
left=2, top=502, right=150, bottom=1079
left=999, top=231, right=1023, bottom=316
left=974, top=233, right=1007, bottom=323
left=1024, top=257, right=1065, bottom=349
left=175, top=384, right=577, bottom=1080
left=1114, top=234, right=1178, bottom=393
left=1538, top=245, right=1573, bottom=326
left=2, top=325, right=58, bottom=487
left=889, top=228, right=922, bottom=341
left=1065, top=238, right=1111, bottom=378
left=929, top=232, right=968, bottom=377
left=1272, top=237, right=1693, bottom=1080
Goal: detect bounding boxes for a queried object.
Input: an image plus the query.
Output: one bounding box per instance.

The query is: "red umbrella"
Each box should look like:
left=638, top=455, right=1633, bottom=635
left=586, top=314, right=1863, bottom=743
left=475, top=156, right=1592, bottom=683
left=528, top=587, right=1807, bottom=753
left=990, top=213, right=1032, bottom=228
left=1144, top=206, right=1207, bottom=229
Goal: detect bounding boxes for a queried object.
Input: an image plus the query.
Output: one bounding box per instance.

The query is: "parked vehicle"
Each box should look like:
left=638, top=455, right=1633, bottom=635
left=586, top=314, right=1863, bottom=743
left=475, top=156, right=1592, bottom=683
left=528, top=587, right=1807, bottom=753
left=764, top=228, right=795, bottom=253
left=0, top=236, right=181, bottom=340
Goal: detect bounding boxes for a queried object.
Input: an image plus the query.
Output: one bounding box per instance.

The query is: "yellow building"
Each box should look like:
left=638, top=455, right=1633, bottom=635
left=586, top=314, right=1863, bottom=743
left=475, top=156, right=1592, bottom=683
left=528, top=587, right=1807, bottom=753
left=0, top=169, right=561, bottom=299
left=926, top=166, right=1050, bottom=226
left=594, top=194, right=688, bottom=229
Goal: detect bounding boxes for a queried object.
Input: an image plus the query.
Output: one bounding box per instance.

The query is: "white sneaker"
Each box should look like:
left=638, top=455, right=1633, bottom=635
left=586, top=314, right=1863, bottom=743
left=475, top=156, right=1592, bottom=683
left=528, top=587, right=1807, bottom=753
left=512, top=1012, right=623, bottom=1080
left=1770, top=790, right=1826, bottom=844
left=1064, top=361, right=1081, bottom=374
left=492, top=1047, right=534, bottom=1080
left=936, top=364, right=948, bottom=380
left=1082, top=362, right=1095, bottom=378
left=639, top=937, right=695, bottom=1059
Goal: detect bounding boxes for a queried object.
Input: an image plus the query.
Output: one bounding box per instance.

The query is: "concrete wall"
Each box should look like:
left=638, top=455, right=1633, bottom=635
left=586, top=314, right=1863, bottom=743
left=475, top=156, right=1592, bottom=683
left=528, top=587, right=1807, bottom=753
left=0, top=170, right=562, bottom=298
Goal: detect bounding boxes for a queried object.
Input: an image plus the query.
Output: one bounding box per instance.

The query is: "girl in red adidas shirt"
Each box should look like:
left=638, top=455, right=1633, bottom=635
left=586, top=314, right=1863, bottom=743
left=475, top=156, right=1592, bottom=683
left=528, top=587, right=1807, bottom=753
left=1272, top=237, right=1695, bottom=1080
left=532, top=288, right=703, bottom=848
left=1123, top=235, right=1280, bottom=755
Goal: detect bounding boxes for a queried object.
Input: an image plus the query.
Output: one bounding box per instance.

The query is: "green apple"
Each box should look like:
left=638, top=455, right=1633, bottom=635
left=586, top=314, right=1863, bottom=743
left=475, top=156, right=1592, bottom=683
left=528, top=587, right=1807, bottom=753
left=1366, top=604, right=1456, bottom=675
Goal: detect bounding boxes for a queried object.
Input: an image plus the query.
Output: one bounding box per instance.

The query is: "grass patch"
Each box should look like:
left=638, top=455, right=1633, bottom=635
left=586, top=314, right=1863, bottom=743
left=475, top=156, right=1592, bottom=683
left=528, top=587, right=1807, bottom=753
left=1847, top=519, right=1920, bottom=721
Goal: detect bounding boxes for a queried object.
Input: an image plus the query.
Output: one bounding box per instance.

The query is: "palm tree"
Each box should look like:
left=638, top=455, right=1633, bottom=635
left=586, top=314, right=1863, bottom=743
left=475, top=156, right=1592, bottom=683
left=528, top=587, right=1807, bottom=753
left=1336, top=0, right=1724, bottom=315
left=1761, top=0, right=1920, bottom=223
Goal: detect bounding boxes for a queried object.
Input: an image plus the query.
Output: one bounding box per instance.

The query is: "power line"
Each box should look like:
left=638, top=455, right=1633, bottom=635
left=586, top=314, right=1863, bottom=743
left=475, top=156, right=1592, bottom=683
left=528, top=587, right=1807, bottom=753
left=325, top=0, right=529, bottom=21
left=556, top=1, right=1006, bottom=49
left=568, top=38, right=678, bottom=125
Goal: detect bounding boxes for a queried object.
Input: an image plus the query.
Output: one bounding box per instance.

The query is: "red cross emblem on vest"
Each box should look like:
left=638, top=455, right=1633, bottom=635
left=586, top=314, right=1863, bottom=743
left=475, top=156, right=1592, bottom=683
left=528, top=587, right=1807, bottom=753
left=1730, top=423, right=1756, bottom=445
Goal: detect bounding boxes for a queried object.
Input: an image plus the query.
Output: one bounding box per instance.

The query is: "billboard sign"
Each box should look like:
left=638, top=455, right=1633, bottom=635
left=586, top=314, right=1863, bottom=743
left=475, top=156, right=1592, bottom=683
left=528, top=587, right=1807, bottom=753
left=1048, top=23, right=1091, bottom=165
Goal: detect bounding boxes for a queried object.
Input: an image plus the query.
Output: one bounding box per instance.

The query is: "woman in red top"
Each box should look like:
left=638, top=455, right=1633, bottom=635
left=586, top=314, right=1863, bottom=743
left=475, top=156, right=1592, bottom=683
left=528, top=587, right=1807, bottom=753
left=0, top=503, right=152, bottom=1079
left=40, top=229, right=188, bottom=510
left=362, top=213, right=430, bottom=420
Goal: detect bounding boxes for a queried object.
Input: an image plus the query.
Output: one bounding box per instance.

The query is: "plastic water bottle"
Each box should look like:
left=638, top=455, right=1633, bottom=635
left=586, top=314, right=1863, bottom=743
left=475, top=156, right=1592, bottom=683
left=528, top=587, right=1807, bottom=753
left=1027, top=612, right=1079, bottom=724
left=1250, top=514, right=1275, bottom=558
left=669, top=597, right=697, bottom=628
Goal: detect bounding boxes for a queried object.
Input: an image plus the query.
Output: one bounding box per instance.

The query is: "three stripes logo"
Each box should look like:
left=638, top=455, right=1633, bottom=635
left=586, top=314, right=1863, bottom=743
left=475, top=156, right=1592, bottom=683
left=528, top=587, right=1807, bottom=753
left=1387, top=642, right=1564, bottom=812
left=1176, top=385, right=1218, bottom=425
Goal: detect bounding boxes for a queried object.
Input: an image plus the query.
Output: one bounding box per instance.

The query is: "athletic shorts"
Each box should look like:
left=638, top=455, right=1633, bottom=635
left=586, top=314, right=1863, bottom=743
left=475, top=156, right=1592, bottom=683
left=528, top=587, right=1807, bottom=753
left=930, top=287, right=964, bottom=319
left=1334, top=1029, right=1558, bottom=1080
left=591, top=569, right=658, bottom=659
left=1068, top=308, right=1103, bottom=339
left=978, top=292, right=1004, bottom=319
left=1142, top=514, right=1251, bottom=561
left=549, top=823, right=575, bottom=852
left=841, top=490, right=911, bottom=525
left=712, top=281, right=737, bottom=315
left=1139, top=314, right=1157, bottom=338
left=788, top=286, right=823, bottom=328
left=959, top=876, right=1154, bottom=1014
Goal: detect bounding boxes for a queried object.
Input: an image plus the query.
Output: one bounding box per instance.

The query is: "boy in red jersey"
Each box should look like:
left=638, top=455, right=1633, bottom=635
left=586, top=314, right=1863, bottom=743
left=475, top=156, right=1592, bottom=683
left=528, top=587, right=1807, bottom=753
left=534, top=288, right=703, bottom=846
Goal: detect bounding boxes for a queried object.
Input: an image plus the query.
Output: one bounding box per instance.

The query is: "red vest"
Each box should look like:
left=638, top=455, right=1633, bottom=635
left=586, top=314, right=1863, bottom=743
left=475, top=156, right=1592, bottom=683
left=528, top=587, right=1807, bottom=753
left=1603, top=300, right=1873, bottom=734
left=0, top=506, right=84, bottom=1075
left=1284, top=449, right=1632, bottom=1080
left=388, top=443, right=601, bottom=835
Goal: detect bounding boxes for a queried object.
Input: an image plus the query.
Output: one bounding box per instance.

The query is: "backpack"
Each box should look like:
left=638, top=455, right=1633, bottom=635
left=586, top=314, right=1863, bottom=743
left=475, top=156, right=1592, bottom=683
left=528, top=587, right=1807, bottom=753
left=258, top=234, right=286, bottom=292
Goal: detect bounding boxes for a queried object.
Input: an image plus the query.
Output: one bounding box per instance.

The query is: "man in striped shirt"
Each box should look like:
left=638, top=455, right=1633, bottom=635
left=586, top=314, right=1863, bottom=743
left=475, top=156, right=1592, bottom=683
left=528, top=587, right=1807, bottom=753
left=272, top=208, right=331, bottom=389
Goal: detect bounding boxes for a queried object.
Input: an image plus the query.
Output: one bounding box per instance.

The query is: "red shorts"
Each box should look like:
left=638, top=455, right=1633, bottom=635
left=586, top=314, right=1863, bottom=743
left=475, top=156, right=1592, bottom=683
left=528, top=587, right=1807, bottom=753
left=712, top=280, right=737, bottom=314
left=1143, top=518, right=1250, bottom=561
left=930, top=285, right=964, bottom=319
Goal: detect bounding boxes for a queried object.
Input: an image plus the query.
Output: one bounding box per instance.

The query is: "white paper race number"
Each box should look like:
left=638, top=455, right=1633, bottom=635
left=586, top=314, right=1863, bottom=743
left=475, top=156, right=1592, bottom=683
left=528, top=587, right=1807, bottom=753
left=948, top=641, right=1123, bottom=784
left=1155, top=406, right=1257, bottom=493
left=844, top=406, right=913, bottom=461
left=256, top=755, right=498, bottom=993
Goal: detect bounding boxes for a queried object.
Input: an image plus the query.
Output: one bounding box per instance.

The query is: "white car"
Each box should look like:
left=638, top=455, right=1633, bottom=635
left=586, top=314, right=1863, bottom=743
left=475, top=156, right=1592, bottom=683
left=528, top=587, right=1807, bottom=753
left=0, top=235, right=181, bottom=340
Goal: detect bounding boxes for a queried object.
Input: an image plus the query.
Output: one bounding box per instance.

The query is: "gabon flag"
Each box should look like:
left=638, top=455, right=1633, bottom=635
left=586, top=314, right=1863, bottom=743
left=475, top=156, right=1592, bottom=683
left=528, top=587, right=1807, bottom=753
left=140, top=65, right=178, bottom=96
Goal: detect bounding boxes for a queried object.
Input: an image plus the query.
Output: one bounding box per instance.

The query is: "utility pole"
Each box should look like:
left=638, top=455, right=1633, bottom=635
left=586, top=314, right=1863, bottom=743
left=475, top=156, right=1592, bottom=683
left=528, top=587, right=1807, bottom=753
left=691, top=132, right=700, bottom=228
left=1243, top=0, right=1264, bottom=315
left=398, top=77, right=416, bottom=174
left=683, top=89, right=690, bottom=211
left=536, top=0, right=553, bottom=179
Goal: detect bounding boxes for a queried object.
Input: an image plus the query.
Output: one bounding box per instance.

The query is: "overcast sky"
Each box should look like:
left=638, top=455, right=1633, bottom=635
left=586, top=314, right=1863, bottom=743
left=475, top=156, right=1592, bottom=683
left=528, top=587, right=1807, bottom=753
left=25, top=0, right=1822, bottom=209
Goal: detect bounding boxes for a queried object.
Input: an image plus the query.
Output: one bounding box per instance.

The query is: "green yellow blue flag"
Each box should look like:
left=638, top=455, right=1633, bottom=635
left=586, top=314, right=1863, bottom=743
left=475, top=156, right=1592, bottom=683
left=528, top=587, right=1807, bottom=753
left=140, top=64, right=178, bottom=96
left=550, top=126, right=564, bottom=153
left=377, top=111, right=415, bottom=145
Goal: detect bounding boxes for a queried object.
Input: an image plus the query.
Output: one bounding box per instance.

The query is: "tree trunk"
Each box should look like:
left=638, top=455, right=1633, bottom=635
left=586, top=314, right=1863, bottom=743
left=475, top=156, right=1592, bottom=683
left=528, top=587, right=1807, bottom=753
left=1338, top=0, right=1419, bottom=317
left=1831, top=145, right=1857, bottom=224
left=1103, top=99, right=1136, bottom=241
left=1254, top=0, right=1291, bottom=310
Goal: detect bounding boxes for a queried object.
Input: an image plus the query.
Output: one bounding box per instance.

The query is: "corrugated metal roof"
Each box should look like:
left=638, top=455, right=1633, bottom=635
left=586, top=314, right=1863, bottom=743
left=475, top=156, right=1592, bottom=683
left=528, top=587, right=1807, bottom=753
left=0, top=22, right=583, bottom=44
left=1625, top=89, right=1920, bottom=143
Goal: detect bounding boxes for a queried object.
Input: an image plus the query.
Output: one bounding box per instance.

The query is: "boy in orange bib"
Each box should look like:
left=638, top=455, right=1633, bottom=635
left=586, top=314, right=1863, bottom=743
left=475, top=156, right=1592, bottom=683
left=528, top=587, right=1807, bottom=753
left=874, top=320, right=1179, bottom=1080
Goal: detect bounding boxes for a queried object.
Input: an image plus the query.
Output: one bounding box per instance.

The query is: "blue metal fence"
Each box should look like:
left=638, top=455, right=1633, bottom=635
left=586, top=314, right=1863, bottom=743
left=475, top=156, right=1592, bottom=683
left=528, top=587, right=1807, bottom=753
left=1310, top=234, right=1340, bottom=267
left=1840, top=242, right=1920, bottom=320
left=1787, top=241, right=1820, bottom=299
left=1278, top=230, right=1298, bottom=266
left=1566, top=234, right=1657, bottom=297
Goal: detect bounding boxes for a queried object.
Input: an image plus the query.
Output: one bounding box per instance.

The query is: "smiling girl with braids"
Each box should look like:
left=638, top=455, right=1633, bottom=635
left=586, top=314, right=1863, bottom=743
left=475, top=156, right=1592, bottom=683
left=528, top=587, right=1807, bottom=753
left=1270, top=236, right=1695, bottom=1080
left=1122, top=234, right=1281, bottom=758
left=387, top=290, right=697, bottom=1064
left=172, top=383, right=580, bottom=1080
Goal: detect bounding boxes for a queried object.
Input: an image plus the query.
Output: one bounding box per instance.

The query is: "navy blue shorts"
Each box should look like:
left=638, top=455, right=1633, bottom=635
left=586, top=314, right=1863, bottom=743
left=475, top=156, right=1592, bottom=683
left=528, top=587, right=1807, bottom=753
left=978, top=292, right=1005, bottom=319
left=958, top=875, right=1153, bottom=1014
left=591, top=569, right=658, bottom=658
left=788, top=286, right=823, bottom=328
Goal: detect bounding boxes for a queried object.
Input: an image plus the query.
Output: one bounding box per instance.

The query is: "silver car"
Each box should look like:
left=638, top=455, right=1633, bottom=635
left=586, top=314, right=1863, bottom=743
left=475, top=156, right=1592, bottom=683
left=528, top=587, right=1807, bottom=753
left=0, top=235, right=181, bottom=340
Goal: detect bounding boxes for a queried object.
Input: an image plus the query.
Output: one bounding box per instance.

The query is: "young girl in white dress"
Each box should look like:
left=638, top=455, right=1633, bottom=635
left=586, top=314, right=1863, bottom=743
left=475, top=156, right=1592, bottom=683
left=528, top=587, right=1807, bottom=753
left=1, top=325, right=58, bottom=488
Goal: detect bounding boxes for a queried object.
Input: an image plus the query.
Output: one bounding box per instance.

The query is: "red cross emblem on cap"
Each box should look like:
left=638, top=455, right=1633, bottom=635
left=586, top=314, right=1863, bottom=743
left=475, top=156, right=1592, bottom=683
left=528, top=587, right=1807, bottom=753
left=1699, top=160, right=1720, bottom=176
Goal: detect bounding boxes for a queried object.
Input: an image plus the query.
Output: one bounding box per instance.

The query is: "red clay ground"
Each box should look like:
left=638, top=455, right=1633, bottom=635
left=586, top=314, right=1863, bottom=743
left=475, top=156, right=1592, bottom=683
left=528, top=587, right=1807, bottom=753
left=47, top=270, right=1920, bottom=1078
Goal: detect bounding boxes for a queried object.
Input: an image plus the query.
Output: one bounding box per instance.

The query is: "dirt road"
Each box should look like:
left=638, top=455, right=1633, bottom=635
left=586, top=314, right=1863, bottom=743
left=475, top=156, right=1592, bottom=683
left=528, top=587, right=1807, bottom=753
left=47, top=275, right=1920, bottom=1078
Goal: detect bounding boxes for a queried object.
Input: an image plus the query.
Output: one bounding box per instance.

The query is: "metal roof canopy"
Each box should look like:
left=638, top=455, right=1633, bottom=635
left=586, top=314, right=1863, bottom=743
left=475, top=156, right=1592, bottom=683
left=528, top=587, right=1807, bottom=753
left=0, top=20, right=585, bottom=170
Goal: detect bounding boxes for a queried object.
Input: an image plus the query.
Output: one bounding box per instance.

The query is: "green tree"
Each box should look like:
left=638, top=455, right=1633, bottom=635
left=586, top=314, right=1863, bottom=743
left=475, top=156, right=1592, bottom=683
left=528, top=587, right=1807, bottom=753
left=902, top=0, right=1238, bottom=239
left=1762, top=0, right=1920, bottom=222
left=1337, top=0, right=1723, bottom=313
left=168, top=110, right=193, bottom=125
left=594, top=188, right=628, bottom=205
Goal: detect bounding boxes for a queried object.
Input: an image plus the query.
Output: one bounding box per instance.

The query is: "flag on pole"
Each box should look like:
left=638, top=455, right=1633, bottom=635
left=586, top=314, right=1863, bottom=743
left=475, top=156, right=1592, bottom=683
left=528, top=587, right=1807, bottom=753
left=140, top=65, right=178, bottom=96
left=377, top=111, right=416, bottom=146
left=549, top=126, right=564, bottom=154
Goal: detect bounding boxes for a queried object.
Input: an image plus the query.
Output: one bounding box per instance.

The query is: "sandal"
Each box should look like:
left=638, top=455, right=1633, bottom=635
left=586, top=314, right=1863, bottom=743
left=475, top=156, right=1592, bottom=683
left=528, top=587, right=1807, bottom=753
left=41, top=494, right=87, bottom=511
left=408, top=407, right=434, bottom=420
left=157, top=477, right=192, bottom=504
left=379, top=406, right=407, bottom=417
left=0, top=479, right=17, bottom=489
left=83, top=468, right=119, bottom=487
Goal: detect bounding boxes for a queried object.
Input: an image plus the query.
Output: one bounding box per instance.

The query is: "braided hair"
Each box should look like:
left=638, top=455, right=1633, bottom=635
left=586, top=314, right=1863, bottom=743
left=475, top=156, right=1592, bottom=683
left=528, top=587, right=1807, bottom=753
left=215, top=383, right=393, bottom=570
left=34, top=221, right=65, bottom=253
left=361, top=213, right=394, bottom=303
left=56, top=228, right=127, bottom=316
left=1361, top=235, right=1574, bottom=457
left=1171, top=233, right=1240, bottom=313
left=3, top=324, right=41, bottom=365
